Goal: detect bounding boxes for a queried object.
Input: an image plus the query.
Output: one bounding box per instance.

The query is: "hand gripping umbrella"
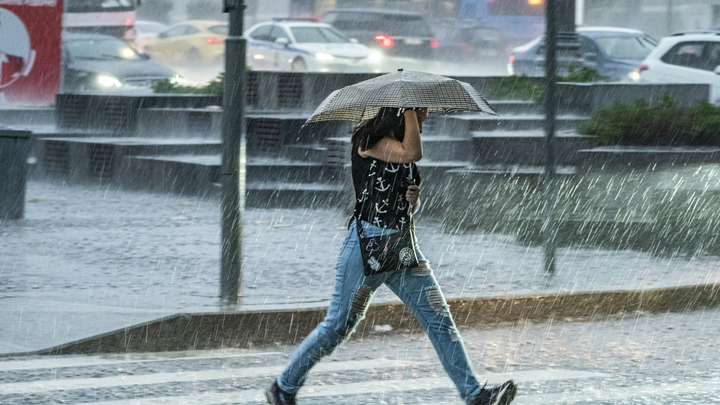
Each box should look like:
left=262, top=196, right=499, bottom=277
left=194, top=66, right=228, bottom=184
left=304, top=69, right=496, bottom=126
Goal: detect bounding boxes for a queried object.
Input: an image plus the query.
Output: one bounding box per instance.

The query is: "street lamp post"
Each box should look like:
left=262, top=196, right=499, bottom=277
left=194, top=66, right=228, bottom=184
left=220, top=0, right=246, bottom=303
left=544, top=0, right=579, bottom=274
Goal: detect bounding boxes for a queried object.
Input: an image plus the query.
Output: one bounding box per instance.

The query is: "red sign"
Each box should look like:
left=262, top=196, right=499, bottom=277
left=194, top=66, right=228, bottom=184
left=0, top=0, right=63, bottom=105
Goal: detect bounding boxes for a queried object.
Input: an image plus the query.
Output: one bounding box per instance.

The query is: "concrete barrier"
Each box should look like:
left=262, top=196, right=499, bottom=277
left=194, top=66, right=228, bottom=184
left=12, top=283, right=719, bottom=356
left=0, top=129, right=31, bottom=220
left=558, top=82, right=711, bottom=115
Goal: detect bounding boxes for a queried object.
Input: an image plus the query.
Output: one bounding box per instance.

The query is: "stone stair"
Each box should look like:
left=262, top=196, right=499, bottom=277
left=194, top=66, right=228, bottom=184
left=31, top=99, right=597, bottom=209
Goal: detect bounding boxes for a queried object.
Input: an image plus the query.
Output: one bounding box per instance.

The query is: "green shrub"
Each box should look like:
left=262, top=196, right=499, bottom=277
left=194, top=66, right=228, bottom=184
left=491, top=67, right=608, bottom=101
left=577, top=94, right=720, bottom=146
left=489, top=75, right=545, bottom=102
left=153, top=73, right=225, bottom=95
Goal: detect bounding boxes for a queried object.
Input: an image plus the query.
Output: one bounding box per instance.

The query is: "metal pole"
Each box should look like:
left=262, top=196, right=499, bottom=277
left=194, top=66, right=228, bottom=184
left=221, top=0, right=246, bottom=303
left=544, top=0, right=558, bottom=274
left=575, top=0, right=584, bottom=26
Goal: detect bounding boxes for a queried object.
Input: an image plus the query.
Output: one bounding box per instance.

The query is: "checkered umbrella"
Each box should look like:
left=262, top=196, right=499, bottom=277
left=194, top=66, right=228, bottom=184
left=304, top=70, right=496, bottom=125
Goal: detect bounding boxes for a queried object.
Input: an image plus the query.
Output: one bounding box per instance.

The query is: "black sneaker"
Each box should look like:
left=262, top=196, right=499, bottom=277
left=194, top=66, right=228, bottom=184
left=265, top=380, right=297, bottom=405
left=470, top=380, right=517, bottom=405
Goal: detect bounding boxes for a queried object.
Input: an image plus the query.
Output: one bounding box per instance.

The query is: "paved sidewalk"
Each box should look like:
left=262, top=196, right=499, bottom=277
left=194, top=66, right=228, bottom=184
left=2, top=307, right=720, bottom=404
left=1, top=180, right=719, bottom=354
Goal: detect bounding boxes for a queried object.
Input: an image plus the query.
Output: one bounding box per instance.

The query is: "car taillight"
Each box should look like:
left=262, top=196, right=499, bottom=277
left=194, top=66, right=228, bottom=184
left=430, top=40, right=438, bottom=49
left=510, top=53, right=515, bottom=64
left=638, top=65, right=648, bottom=72
left=374, top=35, right=393, bottom=48
left=207, top=38, right=223, bottom=44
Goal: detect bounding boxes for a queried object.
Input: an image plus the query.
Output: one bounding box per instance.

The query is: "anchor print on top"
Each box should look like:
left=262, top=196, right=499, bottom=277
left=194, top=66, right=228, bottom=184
left=397, top=217, right=408, bottom=229
left=368, top=160, right=378, bottom=177
left=396, top=193, right=407, bottom=211
left=384, top=163, right=399, bottom=173
left=375, top=198, right=389, bottom=214
left=373, top=216, right=383, bottom=227
left=375, top=177, right=390, bottom=192
left=358, top=188, right=369, bottom=203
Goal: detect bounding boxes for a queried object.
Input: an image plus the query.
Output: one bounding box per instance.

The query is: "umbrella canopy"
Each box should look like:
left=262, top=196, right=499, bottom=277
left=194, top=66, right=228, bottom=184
left=304, top=70, right=496, bottom=125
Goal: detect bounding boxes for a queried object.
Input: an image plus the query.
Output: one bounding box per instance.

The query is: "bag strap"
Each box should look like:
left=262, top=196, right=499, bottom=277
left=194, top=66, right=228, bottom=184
left=355, top=217, right=364, bottom=238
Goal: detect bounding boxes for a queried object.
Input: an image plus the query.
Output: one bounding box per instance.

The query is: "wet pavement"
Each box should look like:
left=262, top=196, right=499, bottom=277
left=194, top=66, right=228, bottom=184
left=1, top=180, right=719, bottom=353
left=1, top=307, right=719, bottom=404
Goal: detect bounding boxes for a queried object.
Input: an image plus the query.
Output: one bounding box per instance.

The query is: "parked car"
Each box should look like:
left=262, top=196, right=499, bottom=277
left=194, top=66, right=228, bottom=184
left=322, top=8, right=437, bottom=59
left=143, top=20, right=227, bottom=65
left=632, top=31, right=720, bottom=103
left=245, top=19, right=381, bottom=72
left=62, top=32, right=177, bottom=92
left=509, top=27, right=657, bottom=80
left=135, top=20, right=168, bottom=52
left=431, top=19, right=504, bottom=64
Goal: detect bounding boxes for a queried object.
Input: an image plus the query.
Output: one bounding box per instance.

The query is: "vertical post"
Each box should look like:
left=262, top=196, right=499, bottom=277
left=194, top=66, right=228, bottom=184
left=575, top=0, right=584, bottom=26
left=221, top=0, right=246, bottom=303
left=0, top=130, right=30, bottom=221
left=544, top=0, right=558, bottom=274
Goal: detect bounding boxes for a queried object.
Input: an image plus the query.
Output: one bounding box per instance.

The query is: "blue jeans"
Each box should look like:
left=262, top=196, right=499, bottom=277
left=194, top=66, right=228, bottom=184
left=277, top=220, right=483, bottom=404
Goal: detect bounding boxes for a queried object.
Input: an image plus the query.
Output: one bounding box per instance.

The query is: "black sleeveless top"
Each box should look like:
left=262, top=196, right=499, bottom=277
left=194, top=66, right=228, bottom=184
left=351, top=147, right=421, bottom=230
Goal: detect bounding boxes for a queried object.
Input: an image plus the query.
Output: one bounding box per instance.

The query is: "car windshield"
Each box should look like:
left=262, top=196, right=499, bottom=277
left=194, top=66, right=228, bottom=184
left=380, top=15, right=432, bottom=37
left=209, top=25, right=228, bottom=35
left=66, top=39, right=142, bottom=61
left=594, top=36, right=656, bottom=60
left=291, top=27, right=348, bottom=43
left=136, top=23, right=166, bottom=34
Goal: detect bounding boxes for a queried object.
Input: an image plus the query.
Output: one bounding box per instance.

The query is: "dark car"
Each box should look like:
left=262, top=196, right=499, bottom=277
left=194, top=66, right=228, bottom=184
left=322, top=8, right=437, bottom=58
left=62, top=32, right=177, bottom=92
left=432, top=19, right=505, bottom=64
left=509, top=27, right=657, bottom=80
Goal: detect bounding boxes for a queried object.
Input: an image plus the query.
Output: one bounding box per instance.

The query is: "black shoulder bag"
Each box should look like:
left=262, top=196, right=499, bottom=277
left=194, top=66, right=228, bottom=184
left=355, top=217, right=418, bottom=276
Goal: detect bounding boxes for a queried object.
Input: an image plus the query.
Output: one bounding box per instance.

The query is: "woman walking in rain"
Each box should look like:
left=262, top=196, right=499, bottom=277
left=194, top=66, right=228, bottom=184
left=266, top=106, right=516, bottom=405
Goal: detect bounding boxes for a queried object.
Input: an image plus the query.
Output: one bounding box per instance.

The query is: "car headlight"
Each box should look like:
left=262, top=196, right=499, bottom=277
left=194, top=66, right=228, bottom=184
left=316, top=53, right=334, bottom=61
left=629, top=71, right=641, bottom=81
left=368, top=51, right=382, bottom=63
left=97, top=75, right=122, bottom=88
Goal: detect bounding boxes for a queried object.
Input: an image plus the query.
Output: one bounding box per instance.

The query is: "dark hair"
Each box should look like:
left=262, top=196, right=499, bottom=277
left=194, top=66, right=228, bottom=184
left=351, top=107, right=406, bottom=152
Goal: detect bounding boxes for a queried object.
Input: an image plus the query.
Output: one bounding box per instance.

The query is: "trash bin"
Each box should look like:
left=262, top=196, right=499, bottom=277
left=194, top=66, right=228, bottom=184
left=0, top=129, right=31, bottom=220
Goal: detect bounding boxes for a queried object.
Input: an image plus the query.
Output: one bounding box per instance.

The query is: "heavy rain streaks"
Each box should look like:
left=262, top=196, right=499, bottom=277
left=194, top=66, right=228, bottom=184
left=2, top=0, right=720, bottom=403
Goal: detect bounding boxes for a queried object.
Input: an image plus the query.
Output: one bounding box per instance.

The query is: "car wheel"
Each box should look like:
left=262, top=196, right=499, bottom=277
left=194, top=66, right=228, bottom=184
left=291, top=58, right=307, bottom=72
left=186, top=48, right=202, bottom=65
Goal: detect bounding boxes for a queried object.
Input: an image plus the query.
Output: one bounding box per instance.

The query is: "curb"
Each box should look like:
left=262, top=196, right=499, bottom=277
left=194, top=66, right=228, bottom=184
left=4, top=283, right=719, bottom=357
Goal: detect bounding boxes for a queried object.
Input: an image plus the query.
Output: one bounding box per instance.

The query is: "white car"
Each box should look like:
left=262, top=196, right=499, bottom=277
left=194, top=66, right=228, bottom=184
left=245, top=19, right=382, bottom=72
left=632, top=31, right=720, bottom=103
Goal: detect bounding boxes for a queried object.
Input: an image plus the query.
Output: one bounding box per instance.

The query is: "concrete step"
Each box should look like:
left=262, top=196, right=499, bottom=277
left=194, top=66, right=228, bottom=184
left=420, top=136, right=474, bottom=162
left=438, top=114, right=588, bottom=136
left=0, top=107, right=55, bottom=127
left=119, top=154, right=221, bottom=196
left=246, top=158, right=342, bottom=183
left=578, top=146, right=720, bottom=169
left=137, top=108, right=222, bottom=138
left=486, top=100, right=542, bottom=115
left=281, top=144, right=328, bottom=162
left=416, top=160, right=471, bottom=180
left=35, top=137, right=222, bottom=181
left=246, top=182, right=346, bottom=208
left=471, top=130, right=598, bottom=166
